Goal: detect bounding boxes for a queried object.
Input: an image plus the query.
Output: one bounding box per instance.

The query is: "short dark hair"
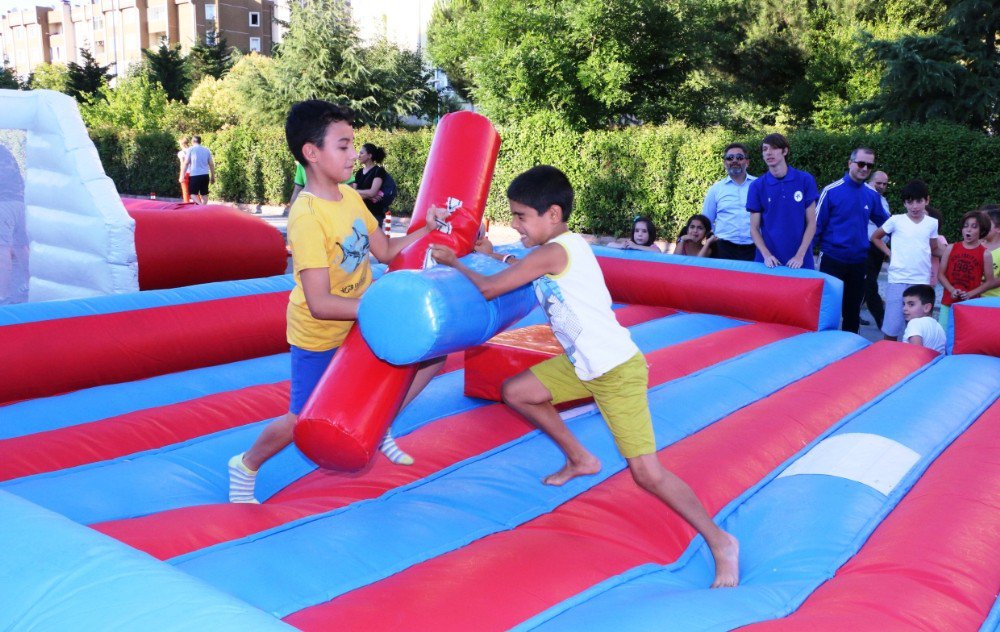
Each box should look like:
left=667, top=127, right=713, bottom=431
left=900, top=179, right=930, bottom=202
left=980, top=205, right=1000, bottom=229
left=903, top=284, right=936, bottom=306
left=632, top=215, right=657, bottom=245
left=761, top=133, right=789, bottom=153
left=506, top=165, right=574, bottom=221
left=192, top=135, right=202, bottom=144
left=361, top=143, right=386, bottom=163
left=723, top=143, right=748, bottom=156
left=285, top=100, right=355, bottom=167
left=961, top=210, right=991, bottom=238
left=850, top=147, right=875, bottom=161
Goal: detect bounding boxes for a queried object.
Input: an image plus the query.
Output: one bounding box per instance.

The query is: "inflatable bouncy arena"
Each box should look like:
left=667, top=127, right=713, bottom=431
left=1, top=105, right=999, bottom=630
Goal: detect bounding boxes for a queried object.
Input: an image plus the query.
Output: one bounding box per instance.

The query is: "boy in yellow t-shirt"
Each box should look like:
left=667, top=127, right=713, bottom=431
left=229, top=100, right=446, bottom=503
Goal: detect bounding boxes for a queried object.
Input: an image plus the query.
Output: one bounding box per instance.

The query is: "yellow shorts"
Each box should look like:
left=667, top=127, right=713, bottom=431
left=530, top=351, right=655, bottom=458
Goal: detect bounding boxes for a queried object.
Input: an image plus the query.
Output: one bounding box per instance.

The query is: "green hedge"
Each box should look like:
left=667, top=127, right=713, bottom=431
left=92, top=120, right=999, bottom=240
left=90, top=127, right=182, bottom=198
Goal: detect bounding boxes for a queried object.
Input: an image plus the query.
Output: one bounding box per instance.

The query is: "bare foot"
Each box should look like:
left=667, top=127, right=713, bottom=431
left=543, top=457, right=601, bottom=486
left=709, top=531, right=740, bottom=588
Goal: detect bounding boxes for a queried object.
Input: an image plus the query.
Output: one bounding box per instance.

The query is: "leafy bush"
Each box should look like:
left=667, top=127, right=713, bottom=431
left=92, top=119, right=999, bottom=239
left=90, top=127, right=181, bottom=198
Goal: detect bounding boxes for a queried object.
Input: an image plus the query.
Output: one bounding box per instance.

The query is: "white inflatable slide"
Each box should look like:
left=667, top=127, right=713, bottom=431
left=0, top=89, right=137, bottom=303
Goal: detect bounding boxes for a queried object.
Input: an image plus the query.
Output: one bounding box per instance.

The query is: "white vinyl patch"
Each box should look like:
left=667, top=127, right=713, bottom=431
left=777, top=432, right=920, bottom=496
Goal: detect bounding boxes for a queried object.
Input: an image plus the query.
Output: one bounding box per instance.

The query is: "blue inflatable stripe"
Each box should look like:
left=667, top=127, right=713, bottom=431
left=0, top=491, right=292, bottom=631
left=0, top=370, right=479, bottom=523
left=980, top=595, right=1000, bottom=632
left=168, top=332, right=863, bottom=617
left=0, top=275, right=295, bottom=326
left=0, top=312, right=734, bottom=523
left=0, top=354, right=290, bottom=440
left=523, top=354, right=1000, bottom=631
left=592, top=246, right=844, bottom=331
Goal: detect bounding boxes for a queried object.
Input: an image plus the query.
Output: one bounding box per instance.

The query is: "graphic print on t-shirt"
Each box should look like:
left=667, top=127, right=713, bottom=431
left=337, top=218, right=370, bottom=273
left=534, top=276, right=583, bottom=361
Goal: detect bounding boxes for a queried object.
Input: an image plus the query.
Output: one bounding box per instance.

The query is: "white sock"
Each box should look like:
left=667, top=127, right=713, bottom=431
left=228, top=453, right=260, bottom=503
left=379, top=431, right=414, bottom=466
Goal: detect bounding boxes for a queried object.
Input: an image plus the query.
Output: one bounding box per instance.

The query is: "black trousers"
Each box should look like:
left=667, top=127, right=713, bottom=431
left=714, top=239, right=756, bottom=262
left=820, top=254, right=867, bottom=333
left=863, top=244, right=886, bottom=329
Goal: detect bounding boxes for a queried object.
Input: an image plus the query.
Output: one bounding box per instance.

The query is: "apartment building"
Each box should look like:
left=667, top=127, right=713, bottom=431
left=1, top=0, right=275, bottom=78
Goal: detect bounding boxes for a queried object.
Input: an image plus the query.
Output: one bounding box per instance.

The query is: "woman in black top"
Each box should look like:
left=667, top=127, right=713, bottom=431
left=352, top=143, right=389, bottom=218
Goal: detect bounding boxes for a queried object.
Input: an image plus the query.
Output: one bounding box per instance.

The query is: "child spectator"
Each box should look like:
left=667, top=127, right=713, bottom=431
left=228, top=101, right=447, bottom=503
left=968, top=207, right=1000, bottom=299
left=430, top=165, right=740, bottom=588
left=925, top=206, right=948, bottom=286
left=937, top=210, right=989, bottom=327
left=870, top=179, right=942, bottom=341
left=901, top=284, right=946, bottom=354
left=608, top=216, right=663, bottom=252
left=674, top=214, right=717, bottom=257
left=747, top=133, right=819, bottom=269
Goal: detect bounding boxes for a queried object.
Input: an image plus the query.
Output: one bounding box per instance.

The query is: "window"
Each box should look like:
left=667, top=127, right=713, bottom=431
left=249, top=37, right=261, bottom=52
left=148, top=5, right=166, bottom=22
left=205, top=4, right=216, bottom=20
left=249, top=11, right=260, bottom=27
left=92, top=15, right=104, bottom=30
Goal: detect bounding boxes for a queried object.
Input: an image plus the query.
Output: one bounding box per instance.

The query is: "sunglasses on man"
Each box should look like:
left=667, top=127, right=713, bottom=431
left=723, top=154, right=747, bottom=161
left=853, top=160, right=875, bottom=170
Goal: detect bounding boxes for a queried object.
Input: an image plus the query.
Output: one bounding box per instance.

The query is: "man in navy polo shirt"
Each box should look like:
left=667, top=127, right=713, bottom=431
left=702, top=143, right=757, bottom=261
left=747, top=133, right=819, bottom=270
left=814, top=148, right=890, bottom=332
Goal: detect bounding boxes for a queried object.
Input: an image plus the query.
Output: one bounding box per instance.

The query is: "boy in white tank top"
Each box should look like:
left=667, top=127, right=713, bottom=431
left=431, top=165, right=739, bottom=588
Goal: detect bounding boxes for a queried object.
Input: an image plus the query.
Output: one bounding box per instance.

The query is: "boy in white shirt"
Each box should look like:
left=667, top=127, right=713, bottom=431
left=870, top=179, right=942, bottom=340
left=901, top=284, right=946, bottom=354
left=431, top=165, right=739, bottom=588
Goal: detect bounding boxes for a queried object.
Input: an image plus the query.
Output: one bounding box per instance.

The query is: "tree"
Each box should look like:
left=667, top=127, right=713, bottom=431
left=141, top=42, right=190, bottom=102
left=0, top=65, right=23, bottom=90
left=357, top=37, right=439, bottom=127
left=26, top=62, right=70, bottom=92
left=426, top=0, right=710, bottom=129
left=81, top=71, right=169, bottom=132
left=66, top=49, right=112, bottom=102
left=188, top=32, right=233, bottom=84
left=272, top=0, right=434, bottom=128
left=856, top=0, right=999, bottom=134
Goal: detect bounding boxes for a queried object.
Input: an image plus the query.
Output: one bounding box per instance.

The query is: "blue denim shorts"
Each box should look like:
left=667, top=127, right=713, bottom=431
left=289, top=345, right=337, bottom=415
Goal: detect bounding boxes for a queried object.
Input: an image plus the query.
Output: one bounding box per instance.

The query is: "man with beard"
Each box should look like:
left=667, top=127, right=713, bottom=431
left=701, top=143, right=757, bottom=261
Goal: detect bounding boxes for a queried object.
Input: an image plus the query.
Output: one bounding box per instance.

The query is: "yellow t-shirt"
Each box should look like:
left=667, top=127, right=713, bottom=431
left=286, top=187, right=379, bottom=351
left=985, top=249, right=1000, bottom=298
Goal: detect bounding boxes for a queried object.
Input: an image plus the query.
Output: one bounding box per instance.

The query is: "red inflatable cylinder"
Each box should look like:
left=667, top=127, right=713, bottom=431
left=294, top=111, right=501, bottom=471
left=122, top=199, right=288, bottom=290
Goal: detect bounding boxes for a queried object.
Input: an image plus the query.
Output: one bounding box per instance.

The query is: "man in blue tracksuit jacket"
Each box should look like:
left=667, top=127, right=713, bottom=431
left=814, top=147, right=890, bottom=333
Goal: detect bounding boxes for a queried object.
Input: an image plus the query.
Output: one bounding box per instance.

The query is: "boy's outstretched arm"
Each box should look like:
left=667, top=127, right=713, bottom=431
left=431, top=243, right=567, bottom=300
left=369, top=206, right=450, bottom=263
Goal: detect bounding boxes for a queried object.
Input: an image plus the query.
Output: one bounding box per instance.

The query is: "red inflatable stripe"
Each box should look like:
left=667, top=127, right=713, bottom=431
left=123, top=199, right=288, bottom=291
left=600, top=257, right=827, bottom=331
left=0, top=383, right=289, bottom=483
left=745, top=397, right=1000, bottom=631
left=95, top=322, right=792, bottom=561
left=285, top=343, right=934, bottom=630
left=0, top=291, right=288, bottom=405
